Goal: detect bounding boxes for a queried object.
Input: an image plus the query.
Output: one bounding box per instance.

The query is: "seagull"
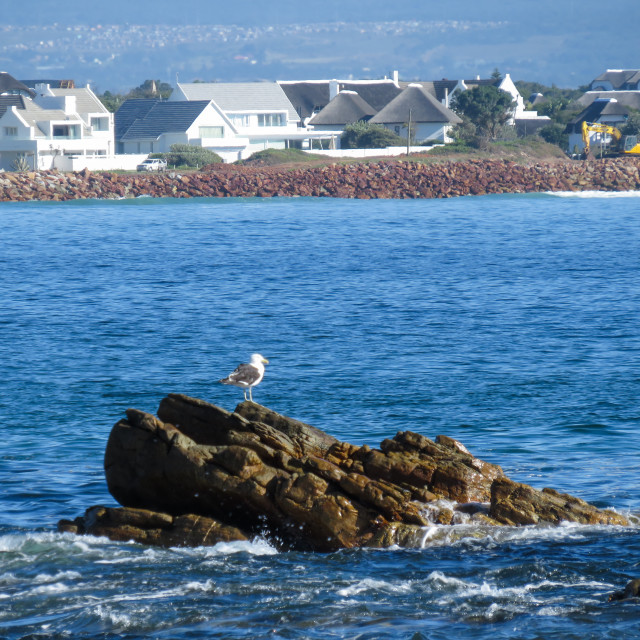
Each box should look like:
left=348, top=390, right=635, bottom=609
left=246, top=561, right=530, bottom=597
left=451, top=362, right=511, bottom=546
left=219, top=353, right=269, bottom=402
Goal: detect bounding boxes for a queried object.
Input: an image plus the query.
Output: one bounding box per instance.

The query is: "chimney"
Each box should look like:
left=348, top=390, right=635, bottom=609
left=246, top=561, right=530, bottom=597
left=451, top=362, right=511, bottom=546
left=392, top=70, right=399, bottom=85
left=329, top=79, right=340, bottom=100
left=444, top=87, right=449, bottom=107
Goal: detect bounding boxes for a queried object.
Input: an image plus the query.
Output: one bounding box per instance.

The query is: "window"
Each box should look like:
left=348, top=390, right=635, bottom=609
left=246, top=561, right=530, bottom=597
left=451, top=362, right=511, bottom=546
left=52, top=124, right=80, bottom=139
left=229, top=114, right=249, bottom=127
left=4, top=127, right=18, bottom=136
left=258, top=113, right=285, bottom=127
left=91, top=117, right=109, bottom=131
left=199, top=126, right=224, bottom=138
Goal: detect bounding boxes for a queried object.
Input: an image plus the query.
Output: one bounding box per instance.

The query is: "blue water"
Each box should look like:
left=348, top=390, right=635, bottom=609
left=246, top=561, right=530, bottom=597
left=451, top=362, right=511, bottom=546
left=1, top=192, right=639, bottom=639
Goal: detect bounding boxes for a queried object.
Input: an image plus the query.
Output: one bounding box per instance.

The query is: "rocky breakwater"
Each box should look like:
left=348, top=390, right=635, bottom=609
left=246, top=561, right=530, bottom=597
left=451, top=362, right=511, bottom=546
left=58, top=394, right=629, bottom=551
left=2, top=157, right=640, bottom=202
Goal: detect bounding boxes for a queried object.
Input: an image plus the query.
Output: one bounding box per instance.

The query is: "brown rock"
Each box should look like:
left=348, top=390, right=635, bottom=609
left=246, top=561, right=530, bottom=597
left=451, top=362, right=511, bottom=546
left=61, top=394, right=629, bottom=551
left=489, top=477, right=628, bottom=526
left=57, top=505, right=247, bottom=547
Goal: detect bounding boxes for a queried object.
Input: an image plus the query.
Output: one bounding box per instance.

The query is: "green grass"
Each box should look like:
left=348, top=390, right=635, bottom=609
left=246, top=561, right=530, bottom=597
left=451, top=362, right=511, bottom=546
left=237, top=148, right=326, bottom=166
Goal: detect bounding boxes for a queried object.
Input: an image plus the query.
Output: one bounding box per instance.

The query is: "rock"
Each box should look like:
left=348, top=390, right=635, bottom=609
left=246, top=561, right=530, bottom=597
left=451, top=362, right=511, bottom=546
left=57, top=505, right=247, bottom=547
left=49, top=394, right=628, bottom=550
left=3, top=158, right=640, bottom=202
left=489, top=477, right=628, bottom=526
left=609, top=578, right=640, bottom=602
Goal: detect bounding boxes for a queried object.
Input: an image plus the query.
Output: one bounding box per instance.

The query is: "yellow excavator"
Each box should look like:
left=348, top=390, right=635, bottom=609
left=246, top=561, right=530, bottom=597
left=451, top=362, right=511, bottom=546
left=581, top=121, right=640, bottom=157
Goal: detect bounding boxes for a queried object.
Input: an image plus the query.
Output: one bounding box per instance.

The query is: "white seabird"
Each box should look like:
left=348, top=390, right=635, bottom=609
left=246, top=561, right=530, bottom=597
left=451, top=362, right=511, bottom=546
left=219, top=353, right=269, bottom=402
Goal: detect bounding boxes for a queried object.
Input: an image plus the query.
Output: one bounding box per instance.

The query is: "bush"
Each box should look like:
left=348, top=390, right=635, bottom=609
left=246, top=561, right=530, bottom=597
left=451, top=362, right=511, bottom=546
left=161, top=144, right=223, bottom=168
left=341, top=121, right=406, bottom=149
left=11, top=154, right=30, bottom=172
left=538, top=122, right=569, bottom=149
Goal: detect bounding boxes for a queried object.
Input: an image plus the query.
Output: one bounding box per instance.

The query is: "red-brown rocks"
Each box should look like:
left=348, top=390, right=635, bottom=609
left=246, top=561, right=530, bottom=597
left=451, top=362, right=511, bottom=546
left=2, top=157, right=640, bottom=202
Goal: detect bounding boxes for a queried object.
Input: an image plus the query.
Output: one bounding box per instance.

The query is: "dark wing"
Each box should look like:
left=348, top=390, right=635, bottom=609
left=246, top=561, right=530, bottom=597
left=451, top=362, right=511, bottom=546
left=226, top=363, right=261, bottom=387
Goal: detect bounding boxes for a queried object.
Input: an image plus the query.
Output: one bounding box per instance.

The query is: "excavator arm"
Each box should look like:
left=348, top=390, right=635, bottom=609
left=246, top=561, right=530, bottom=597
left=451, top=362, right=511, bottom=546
left=581, top=121, right=622, bottom=156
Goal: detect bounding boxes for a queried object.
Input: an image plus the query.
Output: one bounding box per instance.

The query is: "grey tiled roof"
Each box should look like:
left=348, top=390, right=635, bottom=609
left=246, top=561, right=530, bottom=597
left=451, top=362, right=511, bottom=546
left=114, top=99, right=158, bottom=140
left=177, top=82, right=298, bottom=121
left=370, top=85, right=462, bottom=125
left=51, top=88, right=108, bottom=115
left=308, top=91, right=376, bottom=126
left=117, top=100, right=211, bottom=140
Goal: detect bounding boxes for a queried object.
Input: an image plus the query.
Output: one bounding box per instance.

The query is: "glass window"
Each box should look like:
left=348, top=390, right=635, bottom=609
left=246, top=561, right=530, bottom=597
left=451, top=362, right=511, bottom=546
left=258, top=113, right=285, bottom=127
left=199, top=126, right=224, bottom=138
left=4, top=127, right=18, bottom=136
left=91, top=117, right=109, bottom=131
left=52, top=124, right=80, bottom=139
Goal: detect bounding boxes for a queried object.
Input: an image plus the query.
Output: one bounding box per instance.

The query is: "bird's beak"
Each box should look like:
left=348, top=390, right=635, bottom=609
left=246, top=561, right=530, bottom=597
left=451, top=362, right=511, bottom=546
left=262, top=357, right=269, bottom=364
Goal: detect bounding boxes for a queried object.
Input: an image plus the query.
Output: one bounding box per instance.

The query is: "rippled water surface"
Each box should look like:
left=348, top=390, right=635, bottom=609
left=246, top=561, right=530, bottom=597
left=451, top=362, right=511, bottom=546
left=1, top=193, right=639, bottom=639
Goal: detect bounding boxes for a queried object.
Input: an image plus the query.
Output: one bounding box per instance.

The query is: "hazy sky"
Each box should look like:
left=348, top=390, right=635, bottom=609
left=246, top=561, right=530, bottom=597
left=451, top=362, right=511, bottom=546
left=3, top=0, right=585, bottom=27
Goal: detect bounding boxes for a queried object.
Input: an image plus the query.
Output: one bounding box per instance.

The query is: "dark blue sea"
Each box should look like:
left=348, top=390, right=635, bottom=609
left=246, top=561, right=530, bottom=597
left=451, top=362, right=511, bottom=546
left=1, top=192, right=639, bottom=639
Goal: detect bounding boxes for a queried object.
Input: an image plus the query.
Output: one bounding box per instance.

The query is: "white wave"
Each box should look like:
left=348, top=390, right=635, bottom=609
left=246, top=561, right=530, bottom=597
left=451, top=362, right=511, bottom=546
left=28, top=582, right=73, bottom=596
left=0, top=572, right=19, bottom=586
left=174, top=537, right=278, bottom=558
left=33, top=570, right=82, bottom=584
left=413, top=519, right=635, bottom=550
left=547, top=190, right=640, bottom=198
left=427, top=570, right=614, bottom=609
left=94, top=604, right=136, bottom=628
left=182, top=579, right=216, bottom=593
left=337, top=578, right=413, bottom=597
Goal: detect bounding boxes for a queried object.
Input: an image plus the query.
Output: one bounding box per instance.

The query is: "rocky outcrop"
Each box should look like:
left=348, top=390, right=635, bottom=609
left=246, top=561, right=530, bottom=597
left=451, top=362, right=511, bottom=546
left=59, top=394, right=629, bottom=550
left=3, top=157, right=640, bottom=202
left=58, top=505, right=247, bottom=547
left=609, top=578, right=640, bottom=602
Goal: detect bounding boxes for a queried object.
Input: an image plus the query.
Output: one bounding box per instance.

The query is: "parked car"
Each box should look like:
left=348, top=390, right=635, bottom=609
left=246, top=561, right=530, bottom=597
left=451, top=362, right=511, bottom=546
left=136, top=158, right=167, bottom=172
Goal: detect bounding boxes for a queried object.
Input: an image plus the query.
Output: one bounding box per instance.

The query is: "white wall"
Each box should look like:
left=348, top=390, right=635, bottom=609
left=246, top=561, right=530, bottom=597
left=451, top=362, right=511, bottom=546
left=309, top=145, right=440, bottom=159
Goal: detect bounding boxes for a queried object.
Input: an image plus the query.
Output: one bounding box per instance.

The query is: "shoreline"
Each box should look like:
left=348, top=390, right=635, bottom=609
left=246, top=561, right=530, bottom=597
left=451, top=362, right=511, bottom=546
left=1, top=157, right=639, bottom=202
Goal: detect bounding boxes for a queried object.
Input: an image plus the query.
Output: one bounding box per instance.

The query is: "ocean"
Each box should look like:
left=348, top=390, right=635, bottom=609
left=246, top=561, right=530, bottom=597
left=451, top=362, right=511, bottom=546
left=1, top=192, right=639, bottom=639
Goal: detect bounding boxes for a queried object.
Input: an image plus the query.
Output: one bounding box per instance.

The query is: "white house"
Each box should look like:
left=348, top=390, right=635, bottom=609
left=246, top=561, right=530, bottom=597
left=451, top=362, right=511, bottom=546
left=578, top=69, right=640, bottom=112
left=0, top=73, right=115, bottom=171
left=169, top=82, right=326, bottom=159
left=369, top=84, right=462, bottom=143
left=115, top=98, right=251, bottom=163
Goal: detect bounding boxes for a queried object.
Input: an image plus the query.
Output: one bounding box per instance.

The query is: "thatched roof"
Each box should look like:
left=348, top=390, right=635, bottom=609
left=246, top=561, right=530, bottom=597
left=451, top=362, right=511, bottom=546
left=370, top=84, right=462, bottom=125
left=308, top=91, right=376, bottom=126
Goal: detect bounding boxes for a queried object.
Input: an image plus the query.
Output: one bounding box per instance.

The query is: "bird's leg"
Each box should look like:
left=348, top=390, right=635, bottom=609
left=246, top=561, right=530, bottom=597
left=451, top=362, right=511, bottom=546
left=248, top=388, right=253, bottom=402
left=243, top=389, right=248, bottom=401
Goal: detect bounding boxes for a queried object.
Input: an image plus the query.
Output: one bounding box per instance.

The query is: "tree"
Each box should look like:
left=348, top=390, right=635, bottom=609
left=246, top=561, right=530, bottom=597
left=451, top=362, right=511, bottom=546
left=97, top=79, right=174, bottom=112
left=538, top=122, right=568, bottom=149
left=620, top=111, right=640, bottom=137
left=341, top=121, right=405, bottom=149
left=451, top=85, right=515, bottom=147
left=99, top=90, right=125, bottom=112
left=127, top=79, right=173, bottom=100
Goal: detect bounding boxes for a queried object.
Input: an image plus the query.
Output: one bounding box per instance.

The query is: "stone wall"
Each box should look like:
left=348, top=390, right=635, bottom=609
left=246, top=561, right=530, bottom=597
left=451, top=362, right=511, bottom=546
left=1, top=157, right=639, bottom=202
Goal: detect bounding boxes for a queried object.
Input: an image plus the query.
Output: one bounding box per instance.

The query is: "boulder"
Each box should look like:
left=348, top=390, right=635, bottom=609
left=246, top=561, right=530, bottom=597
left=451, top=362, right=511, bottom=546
left=489, top=477, right=628, bottom=526
left=57, top=394, right=630, bottom=550
left=609, top=578, right=640, bottom=602
left=58, top=505, right=247, bottom=547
